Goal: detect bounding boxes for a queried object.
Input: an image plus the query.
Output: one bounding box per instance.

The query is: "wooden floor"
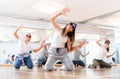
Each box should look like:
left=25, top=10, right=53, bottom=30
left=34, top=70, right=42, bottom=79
left=0, top=65, right=120, bottom=79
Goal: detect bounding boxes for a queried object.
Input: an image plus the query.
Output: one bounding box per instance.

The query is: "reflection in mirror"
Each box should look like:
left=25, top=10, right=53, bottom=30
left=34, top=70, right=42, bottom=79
left=0, top=25, right=119, bottom=66
left=0, top=25, right=51, bottom=65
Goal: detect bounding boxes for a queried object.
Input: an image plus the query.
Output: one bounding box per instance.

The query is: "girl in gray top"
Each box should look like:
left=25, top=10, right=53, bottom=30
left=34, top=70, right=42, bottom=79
left=37, top=43, right=50, bottom=67
left=73, top=50, right=89, bottom=67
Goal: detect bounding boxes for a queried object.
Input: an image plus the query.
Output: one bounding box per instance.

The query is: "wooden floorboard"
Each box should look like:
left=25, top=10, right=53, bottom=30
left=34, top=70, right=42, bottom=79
left=0, top=66, right=120, bottom=79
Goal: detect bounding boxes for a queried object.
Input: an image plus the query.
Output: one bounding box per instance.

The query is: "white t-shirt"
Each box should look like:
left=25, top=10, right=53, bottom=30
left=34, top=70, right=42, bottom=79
left=51, top=30, right=67, bottom=48
left=94, top=46, right=107, bottom=61
left=18, top=39, right=34, bottom=54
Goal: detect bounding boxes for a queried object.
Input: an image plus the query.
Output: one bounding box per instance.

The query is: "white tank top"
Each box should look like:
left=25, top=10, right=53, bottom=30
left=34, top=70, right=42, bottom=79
left=51, top=30, right=67, bottom=48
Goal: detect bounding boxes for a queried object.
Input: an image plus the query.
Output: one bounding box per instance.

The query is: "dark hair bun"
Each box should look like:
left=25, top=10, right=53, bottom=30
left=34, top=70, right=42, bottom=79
left=105, top=40, right=110, bottom=44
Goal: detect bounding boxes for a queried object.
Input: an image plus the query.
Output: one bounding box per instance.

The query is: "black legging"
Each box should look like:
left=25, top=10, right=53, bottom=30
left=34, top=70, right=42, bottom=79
left=73, top=60, right=85, bottom=67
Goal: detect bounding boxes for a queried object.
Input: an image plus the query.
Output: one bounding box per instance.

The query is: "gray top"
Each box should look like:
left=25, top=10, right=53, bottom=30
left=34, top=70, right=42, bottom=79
left=73, top=50, right=82, bottom=60
left=37, top=48, right=49, bottom=60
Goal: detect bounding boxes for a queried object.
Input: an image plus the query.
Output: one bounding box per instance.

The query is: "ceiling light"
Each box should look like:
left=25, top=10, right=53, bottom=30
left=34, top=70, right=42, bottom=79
left=97, top=26, right=120, bottom=30
left=32, top=0, right=65, bottom=14
left=31, top=34, right=40, bottom=42
left=0, top=35, right=12, bottom=42
left=46, top=30, right=52, bottom=35
left=21, top=28, right=37, bottom=33
left=75, top=33, right=88, bottom=40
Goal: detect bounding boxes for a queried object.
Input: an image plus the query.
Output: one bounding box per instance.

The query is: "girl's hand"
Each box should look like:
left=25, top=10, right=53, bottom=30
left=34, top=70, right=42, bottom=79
left=39, top=42, right=45, bottom=48
left=17, top=25, right=24, bottom=30
left=61, top=7, right=71, bottom=15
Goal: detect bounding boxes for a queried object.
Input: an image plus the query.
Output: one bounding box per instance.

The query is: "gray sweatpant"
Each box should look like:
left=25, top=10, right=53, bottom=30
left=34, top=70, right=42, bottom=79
left=44, top=48, right=73, bottom=71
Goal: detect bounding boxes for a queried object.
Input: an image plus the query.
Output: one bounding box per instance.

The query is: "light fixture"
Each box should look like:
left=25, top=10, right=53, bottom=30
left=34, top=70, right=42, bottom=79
left=103, top=16, right=120, bottom=26
left=0, top=35, right=12, bottom=42
left=97, top=26, right=120, bottom=30
left=31, top=34, right=40, bottom=42
left=75, top=33, right=88, bottom=40
left=32, top=0, right=65, bottom=14
left=46, top=30, right=52, bottom=35
left=21, top=28, right=37, bottom=33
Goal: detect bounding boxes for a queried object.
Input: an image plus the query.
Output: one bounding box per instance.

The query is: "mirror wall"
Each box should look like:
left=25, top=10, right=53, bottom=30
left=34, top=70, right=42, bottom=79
left=0, top=25, right=119, bottom=65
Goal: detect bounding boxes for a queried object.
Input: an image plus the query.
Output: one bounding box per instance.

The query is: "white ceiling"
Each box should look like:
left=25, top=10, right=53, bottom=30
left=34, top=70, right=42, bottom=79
left=0, top=0, right=120, bottom=42
left=0, top=0, right=120, bottom=22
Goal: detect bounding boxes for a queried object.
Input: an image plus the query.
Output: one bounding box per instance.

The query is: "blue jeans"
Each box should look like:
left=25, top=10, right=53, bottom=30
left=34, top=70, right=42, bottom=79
left=37, top=59, right=46, bottom=67
left=14, top=56, right=33, bottom=69
left=73, top=60, right=85, bottom=67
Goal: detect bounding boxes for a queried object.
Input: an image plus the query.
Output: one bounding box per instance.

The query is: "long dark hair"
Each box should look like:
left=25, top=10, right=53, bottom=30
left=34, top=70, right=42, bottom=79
left=105, top=40, right=110, bottom=52
left=106, top=47, right=110, bottom=52
left=62, top=22, right=76, bottom=52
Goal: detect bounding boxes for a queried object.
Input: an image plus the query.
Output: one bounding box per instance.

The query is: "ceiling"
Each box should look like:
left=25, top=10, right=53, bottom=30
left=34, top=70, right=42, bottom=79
left=0, top=0, right=120, bottom=42
left=0, top=0, right=120, bottom=22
